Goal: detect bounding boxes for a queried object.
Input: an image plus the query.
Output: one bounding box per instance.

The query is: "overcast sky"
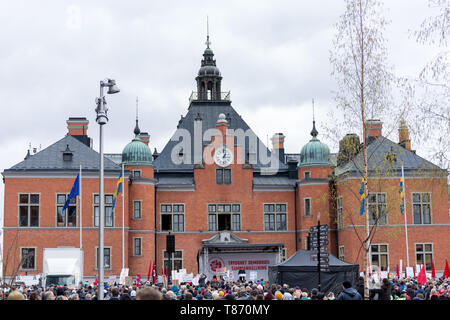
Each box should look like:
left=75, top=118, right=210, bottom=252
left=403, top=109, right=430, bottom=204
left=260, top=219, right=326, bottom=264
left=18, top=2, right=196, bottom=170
left=0, top=0, right=442, bottom=233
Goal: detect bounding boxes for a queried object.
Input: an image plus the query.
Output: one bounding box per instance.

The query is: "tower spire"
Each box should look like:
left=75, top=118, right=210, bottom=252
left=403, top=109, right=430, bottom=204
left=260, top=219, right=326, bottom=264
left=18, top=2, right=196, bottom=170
left=134, top=96, right=141, bottom=136
left=205, top=16, right=211, bottom=48
left=311, top=98, right=318, bottom=137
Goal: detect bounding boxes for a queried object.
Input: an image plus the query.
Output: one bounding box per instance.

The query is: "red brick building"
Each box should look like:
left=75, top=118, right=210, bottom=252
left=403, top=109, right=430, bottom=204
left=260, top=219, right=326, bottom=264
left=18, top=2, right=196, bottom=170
left=2, top=41, right=449, bottom=284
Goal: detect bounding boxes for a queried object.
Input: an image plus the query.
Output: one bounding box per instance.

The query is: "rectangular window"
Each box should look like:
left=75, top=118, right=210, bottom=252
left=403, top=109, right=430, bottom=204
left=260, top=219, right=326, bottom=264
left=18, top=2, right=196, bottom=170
left=416, top=243, right=433, bottom=271
left=134, top=238, right=142, bottom=256
left=370, top=244, right=389, bottom=271
left=339, top=246, right=345, bottom=261
left=208, top=203, right=241, bottom=231
left=96, top=247, right=111, bottom=270
left=21, top=248, right=36, bottom=270
left=412, top=193, right=431, bottom=225
left=18, top=194, right=40, bottom=227
left=160, top=204, right=184, bottom=232
left=216, top=169, right=231, bottom=184
left=208, top=214, right=217, bottom=231
left=232, top=214, right=241, bottom=231
left=368, top=193, right=387, bottom=225
left=94, top=194, right=114, bottom=227
left=133, top=201, right=142, bottom=219
left=337, top=197, right=343, bottom=229
left=56, top=194, right=77, bottom=227
left=163, top=250, right=183, bottom=271
left=304, top=198, right=311, bottom=217
left=133, top=170, right=141, bottom=178
left=304, top=172, right=310, bottom=179
left=264, top=203, right=287, bottom=231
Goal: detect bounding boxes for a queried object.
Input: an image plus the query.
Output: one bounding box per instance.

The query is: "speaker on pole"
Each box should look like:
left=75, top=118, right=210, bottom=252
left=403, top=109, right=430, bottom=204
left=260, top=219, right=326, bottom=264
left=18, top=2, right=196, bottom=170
left=166, top=234, right=175, bottom=253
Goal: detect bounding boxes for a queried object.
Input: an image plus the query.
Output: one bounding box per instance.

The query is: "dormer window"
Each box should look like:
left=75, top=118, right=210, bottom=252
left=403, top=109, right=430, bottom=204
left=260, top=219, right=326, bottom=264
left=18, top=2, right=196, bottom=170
left=63, top=145, right=73, bottom=162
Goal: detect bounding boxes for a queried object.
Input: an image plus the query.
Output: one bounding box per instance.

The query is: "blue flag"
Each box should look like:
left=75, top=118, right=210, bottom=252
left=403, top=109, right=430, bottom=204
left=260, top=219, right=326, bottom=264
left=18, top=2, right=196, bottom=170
left=111, top=170, right=123, bottom=216
left=359, top=177, right=365, bottom=216
left=63, top=174, right=80, bottom=211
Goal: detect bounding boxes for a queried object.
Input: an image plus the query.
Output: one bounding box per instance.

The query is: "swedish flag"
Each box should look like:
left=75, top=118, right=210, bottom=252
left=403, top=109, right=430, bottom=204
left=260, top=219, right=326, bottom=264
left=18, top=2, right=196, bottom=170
left=399, top=175, right=404, bottom=215
left=111, top=170, right=123, bottom=216
left=359, top=177, right=365, bottom=216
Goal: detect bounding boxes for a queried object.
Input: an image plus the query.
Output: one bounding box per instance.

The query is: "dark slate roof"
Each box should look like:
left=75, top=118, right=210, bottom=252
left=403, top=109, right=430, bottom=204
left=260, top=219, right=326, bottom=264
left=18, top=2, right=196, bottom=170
left=153, top=101, right=288, bottom=172
left=273, top=249, right=355, bottom=267
left=156, top=173, right=195, bottom=187
left=335, top=136, right=443, bottom=177
left=253, top=176, right=296, bottom=187
left=5, top=134, right=121, bottom=172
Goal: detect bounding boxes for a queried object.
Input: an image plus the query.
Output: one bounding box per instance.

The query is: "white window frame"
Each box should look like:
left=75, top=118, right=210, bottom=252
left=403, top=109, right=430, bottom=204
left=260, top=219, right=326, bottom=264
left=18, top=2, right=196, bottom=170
left=18, top=193, right=40, bottom=227
left=160, top=203, right=185, bottom=232
left=133, top=237, right=143, bottom=256
left=304, top=198, right=312, bottom=217
left=415, top=243, right=434, bottom=272
left=370, top=243, right=389, bottom=272
left=412, top=192, right=432, bottom=225
left=263, top=203, right=288, bottom=231
left=20, top=247, right=37, bottom=270
left=95, top=246, right=112, bottom=270
left=133, top=200, right=142, bottom=219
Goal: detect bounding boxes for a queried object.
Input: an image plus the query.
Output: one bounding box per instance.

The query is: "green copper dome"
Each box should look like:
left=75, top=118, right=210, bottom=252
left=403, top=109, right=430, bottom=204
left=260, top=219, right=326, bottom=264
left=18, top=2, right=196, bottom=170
left=122, top=120, right=153, bottom=165
left=299, top=121, right=332, bottom=167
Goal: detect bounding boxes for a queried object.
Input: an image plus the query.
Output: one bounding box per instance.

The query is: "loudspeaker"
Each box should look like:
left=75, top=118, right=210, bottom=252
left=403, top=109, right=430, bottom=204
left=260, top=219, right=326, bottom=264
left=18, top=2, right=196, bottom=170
left=166, top=234, right=175, bottom=253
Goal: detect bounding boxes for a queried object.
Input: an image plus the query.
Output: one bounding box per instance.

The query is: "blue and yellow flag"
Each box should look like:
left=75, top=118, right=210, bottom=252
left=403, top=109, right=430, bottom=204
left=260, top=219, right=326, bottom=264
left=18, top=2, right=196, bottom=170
left=399, top=175, right=404, bottom=215
left=359, top=177, right=365, bottom=216
left=111, top=170, right=123, bottom=216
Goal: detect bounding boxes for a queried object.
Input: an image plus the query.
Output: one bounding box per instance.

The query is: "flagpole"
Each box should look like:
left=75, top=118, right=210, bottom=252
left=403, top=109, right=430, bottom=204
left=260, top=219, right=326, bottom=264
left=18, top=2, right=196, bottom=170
left=80, top=164, right=82, bottom=249
left=122, top=163, right=125, bottom=270
left=402, top=165, right=410, bottom=268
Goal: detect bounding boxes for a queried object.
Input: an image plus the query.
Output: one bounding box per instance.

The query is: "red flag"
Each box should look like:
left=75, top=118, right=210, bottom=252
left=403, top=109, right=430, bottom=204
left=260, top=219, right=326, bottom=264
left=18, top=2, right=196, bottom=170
left=396, top=265, right=399, bottom=278
left=147, top=260, right=153, bottom=282
left=417, top=265, right=426, bottom=285
left=404, top=268, right=407, bottom=278
left=431, top=262, right=436, bottom=278
left=136, top=274, right=141, bottom=288
left=93, top=278, right=98, bottom=286
left=413, top=267, right=416, bottom=278
left=444, top=259, right=450, bottom=279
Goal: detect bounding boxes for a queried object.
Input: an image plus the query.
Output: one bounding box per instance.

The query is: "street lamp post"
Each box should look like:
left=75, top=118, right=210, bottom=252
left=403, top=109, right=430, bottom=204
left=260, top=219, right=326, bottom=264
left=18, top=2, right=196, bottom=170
left=95, top=79, right=119, bottom=300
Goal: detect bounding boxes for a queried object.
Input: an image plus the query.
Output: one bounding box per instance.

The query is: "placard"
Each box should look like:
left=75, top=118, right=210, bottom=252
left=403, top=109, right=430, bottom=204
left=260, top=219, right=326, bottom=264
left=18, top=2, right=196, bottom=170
left=119, top=268, right=129, bottom=285
left=125, top=276, right=133, bottom=287
left=108, top=276, right=116, bottom=286
left=406, top=267, right=414, bottom=278
left=380, top=271, right=388, bottom=279
left=249, top=271, right=257, bottom=281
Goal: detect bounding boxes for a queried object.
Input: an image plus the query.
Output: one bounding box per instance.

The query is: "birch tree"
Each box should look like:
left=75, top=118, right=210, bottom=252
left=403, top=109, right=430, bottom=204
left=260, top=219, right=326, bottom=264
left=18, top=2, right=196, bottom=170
left=329, top=0, right=396, bottom=299
left=404, top=0, right=449, bottom=170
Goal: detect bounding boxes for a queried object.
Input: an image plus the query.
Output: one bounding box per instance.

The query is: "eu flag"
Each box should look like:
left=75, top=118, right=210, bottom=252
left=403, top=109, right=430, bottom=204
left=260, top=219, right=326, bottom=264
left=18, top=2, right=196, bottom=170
left=111, top=170, right=123, bottom=216
left=359, top=177, right=365, bottom=216
left=63, top=174, right=80, bottom=211
left=399, top=175, right=404, bottom=215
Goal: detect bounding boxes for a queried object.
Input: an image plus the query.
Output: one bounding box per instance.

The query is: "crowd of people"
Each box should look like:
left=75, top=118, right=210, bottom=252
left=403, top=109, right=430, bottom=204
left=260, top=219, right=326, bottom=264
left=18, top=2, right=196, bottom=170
left=1, top=274, right=449, bottom=301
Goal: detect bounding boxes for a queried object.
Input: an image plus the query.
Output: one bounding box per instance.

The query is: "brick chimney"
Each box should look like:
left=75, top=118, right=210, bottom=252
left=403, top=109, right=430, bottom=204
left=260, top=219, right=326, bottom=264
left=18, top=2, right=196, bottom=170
left=139, top=132, right=150, bottom=146
left=66, top=117, right=91, bottom=147
left=366, top=119, right=382, bottom=138
left=398, top=120, right=411, bottom=151
left=271, top=133, right=285, bottom=163
left=67, top=117, right=89, bottom=136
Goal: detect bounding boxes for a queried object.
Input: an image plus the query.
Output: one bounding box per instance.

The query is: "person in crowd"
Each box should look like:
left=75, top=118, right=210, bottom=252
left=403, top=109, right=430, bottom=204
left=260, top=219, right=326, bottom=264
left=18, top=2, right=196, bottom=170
left=337, top=280, right=362, bottom=300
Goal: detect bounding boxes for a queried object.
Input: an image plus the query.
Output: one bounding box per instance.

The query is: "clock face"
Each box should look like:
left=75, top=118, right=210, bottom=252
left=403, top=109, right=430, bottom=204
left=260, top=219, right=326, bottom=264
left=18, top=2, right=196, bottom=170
left=214, top=146, right=233, bottom=167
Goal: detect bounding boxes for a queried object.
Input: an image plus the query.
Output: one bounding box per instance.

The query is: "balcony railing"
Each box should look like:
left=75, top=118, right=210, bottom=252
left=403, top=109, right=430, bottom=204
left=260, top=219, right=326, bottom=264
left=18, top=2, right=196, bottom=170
left=189, top=91, right=231, bottom=103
